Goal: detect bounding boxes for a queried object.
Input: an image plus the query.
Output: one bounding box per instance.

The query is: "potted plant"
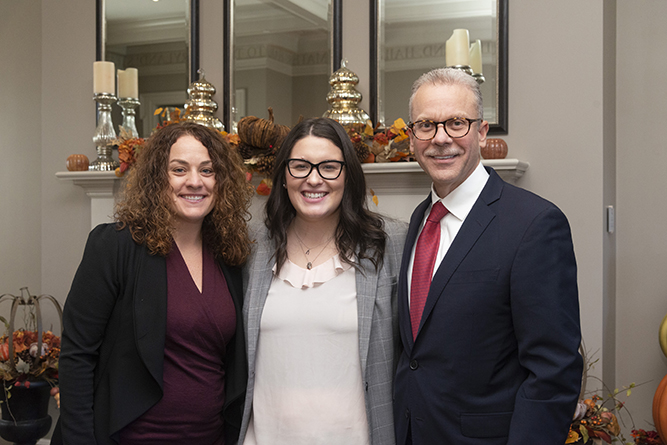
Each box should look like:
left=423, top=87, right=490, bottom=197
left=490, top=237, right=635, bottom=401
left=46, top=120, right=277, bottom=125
left=0, top=287, right=61, bottom=445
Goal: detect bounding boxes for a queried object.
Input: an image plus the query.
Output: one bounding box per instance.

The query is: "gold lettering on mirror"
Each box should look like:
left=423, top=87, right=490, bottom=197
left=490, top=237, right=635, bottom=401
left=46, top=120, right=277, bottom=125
left=100, top=0, right=195, bottom=137
left=373, top=0, right=507, bottom=133
left=231, top=0, right=334, bottom=128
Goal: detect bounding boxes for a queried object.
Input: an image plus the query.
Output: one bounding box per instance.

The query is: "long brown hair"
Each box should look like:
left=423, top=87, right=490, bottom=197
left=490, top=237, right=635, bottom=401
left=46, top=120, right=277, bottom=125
left=115, top=122, right=253, bottom=266
left=266, top=118, right=386, bottom=273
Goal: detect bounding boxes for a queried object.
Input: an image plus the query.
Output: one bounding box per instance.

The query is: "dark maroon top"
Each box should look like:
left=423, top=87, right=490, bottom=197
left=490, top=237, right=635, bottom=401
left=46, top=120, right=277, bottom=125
left=120, top=243, right=236, bottom=445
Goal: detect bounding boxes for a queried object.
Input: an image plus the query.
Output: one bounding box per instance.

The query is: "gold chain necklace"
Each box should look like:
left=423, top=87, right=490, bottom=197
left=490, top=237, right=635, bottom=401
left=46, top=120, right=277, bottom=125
left=294, top=232, right=334, bottom=270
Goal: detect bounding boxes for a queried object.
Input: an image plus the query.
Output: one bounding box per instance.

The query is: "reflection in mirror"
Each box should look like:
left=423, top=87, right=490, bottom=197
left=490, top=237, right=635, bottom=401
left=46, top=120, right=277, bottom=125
left=374, top=0, right=507, bottom=133
left=99, top=0, right=196, bottom=137
left=231, top=0, right=334, bottom=129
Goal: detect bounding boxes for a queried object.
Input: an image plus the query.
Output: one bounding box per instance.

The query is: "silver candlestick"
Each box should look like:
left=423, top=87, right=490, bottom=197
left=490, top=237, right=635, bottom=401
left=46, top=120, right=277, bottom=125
left=472, top=73, right=485, bottom=85
left=447, top=65, right=474, bottom=76
left=447, top=65, right=484, bottom=85
left=118, top=97, right=140, bottom=138
left=89, top=92, right=119, bottom=171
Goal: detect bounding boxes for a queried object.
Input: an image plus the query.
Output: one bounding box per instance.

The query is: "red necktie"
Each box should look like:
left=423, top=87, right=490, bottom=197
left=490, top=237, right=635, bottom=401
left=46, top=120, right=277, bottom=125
left=410, top=202, right=448, bottom=340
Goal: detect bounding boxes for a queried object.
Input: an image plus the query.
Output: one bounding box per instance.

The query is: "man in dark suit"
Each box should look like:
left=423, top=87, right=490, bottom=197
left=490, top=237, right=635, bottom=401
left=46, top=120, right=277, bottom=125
left=393, top=68, right=583, bottom=444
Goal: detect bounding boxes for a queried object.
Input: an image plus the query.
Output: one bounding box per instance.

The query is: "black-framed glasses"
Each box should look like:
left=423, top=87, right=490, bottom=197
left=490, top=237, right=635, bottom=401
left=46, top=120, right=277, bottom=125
left=286, top=159, right=346, bottom=180
left=408, top=117, right=482, bottom=140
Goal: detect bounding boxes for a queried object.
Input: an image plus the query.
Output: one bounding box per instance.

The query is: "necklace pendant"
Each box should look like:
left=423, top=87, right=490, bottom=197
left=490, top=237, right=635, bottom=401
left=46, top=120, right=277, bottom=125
left=307, top=262, right=313, bottom=270
left=305, top=249, right=311, bottom=255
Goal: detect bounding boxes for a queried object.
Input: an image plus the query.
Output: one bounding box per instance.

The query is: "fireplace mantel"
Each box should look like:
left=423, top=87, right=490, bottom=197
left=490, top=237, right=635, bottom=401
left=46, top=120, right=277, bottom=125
left=57, top=159, right=528, bottom=228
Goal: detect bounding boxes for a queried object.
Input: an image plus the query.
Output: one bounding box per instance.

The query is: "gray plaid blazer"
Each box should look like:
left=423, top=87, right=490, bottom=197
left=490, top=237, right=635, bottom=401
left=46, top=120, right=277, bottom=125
left=238, top=218, right=407, bottom=445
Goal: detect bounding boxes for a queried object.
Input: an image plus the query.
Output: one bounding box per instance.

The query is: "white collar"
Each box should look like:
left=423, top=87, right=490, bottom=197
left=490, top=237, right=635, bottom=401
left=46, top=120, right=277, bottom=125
left=430, top=162, right=489, bottom=222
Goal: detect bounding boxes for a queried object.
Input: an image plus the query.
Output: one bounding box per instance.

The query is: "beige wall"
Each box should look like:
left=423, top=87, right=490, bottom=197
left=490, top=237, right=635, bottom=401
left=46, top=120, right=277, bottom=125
left=616, top=0, right=667, bottom=430
left=2, top=0, right=667, bottom=440
left=507, top=0, right=610, bottom=398
left=0, top=2, right=43, bottom=297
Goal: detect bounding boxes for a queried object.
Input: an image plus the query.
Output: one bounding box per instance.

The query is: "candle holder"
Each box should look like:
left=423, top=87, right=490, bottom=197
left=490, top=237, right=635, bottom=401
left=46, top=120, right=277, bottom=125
left=472, top=73, right=485, bottom=85
left=447, top=65, right=474, bottom=76
left=89, top=92, right=119, bottom=171
left=118, top=97, right=140, bottom=139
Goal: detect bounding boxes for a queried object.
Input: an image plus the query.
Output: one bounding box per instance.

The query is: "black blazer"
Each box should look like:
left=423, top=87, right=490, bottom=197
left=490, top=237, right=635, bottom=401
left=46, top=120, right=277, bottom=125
left=54, top=224, right=247, bottom=444
left=393, top=168, right=583, bottom=444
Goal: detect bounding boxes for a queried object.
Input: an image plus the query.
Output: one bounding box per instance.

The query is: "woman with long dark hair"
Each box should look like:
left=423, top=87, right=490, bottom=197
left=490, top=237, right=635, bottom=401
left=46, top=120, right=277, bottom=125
left=57, top=122, right=252, bottom=444
left=239, top=117, right=407, bottom=445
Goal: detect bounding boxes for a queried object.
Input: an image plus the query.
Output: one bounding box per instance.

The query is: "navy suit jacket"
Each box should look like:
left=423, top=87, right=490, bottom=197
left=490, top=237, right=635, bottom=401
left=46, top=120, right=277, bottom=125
left=394, top=167, right=582, bottom=444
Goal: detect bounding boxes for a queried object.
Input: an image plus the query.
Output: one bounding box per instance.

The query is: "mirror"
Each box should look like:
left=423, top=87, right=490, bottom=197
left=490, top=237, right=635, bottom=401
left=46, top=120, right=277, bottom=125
left=96, top=0, right=199, bottom=137
left=371, top=0, right=508, bottom=134
left=225, top=0, right=342, bottom=131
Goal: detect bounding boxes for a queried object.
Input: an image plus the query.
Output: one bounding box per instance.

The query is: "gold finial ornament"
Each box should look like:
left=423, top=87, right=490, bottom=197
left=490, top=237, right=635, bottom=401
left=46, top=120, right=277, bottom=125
left=659, top=313, right=667, bottom=358
left=322, top=60, right=370, bottom=126
left=183, top=69, right=225, bottom=132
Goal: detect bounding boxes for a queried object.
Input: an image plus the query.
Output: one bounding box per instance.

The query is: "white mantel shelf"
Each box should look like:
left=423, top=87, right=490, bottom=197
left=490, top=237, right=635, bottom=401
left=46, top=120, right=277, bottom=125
left=55, top=170, right=120, bottom=197
left=361, top=159, right=528, bottom=195
left=56, top=159, right=528, bottom=194
left=362, top=159, right=528, bottom=192
left=56, top=159, right=528, bottom=227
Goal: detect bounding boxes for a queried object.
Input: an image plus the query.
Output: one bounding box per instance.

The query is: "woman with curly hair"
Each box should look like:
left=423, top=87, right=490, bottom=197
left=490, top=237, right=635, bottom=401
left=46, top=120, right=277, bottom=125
left=56, top=122, right=252, bottom=445
left=239, top=118, right=407, bottom=445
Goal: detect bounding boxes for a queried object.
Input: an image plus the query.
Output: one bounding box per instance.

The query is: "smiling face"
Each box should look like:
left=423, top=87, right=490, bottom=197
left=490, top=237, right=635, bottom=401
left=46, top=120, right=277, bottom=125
left=410, top=82, right=489, bottom=198
left=167, top=135, right=216, bottom=229
left=285, top=135, right=345, bottom=225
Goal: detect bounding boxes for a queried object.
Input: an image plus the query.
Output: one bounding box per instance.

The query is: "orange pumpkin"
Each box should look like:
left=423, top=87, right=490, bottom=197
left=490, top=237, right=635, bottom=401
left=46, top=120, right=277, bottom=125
left=481, top=138, right=508, bottom=159
left=66, top=154, right=90, bottom=171
left=653, top=373, right=667, bottom=440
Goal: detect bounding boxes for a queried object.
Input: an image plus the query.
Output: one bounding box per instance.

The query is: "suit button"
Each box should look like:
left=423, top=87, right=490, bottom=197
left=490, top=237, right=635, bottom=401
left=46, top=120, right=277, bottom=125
left=409, top=360, right=419, bottom=370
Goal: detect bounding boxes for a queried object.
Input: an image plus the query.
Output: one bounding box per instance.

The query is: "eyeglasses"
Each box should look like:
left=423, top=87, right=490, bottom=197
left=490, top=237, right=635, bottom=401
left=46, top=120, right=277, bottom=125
left=408, top=117, right=482, bottom=140
left=286, top=159, right=346, bottom=180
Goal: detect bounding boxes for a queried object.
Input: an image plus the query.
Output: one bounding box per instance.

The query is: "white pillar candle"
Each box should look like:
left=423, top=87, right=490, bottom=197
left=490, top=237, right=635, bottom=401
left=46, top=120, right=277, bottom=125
left=93, top=61, right=115, bottom=94
left=469, top=40, right=483, bottom=74
left=445, top=29, right=470, bottom=67
left=117, top=69, right=125, bottom=97
left=118, top=67, right=139, bottom=98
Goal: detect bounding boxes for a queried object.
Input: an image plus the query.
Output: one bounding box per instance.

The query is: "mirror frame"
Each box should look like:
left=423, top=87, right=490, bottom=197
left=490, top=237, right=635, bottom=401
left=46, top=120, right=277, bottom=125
left=223, top=0, right=343, bottom=131
left=95, top=0, right=200, bottom=82
left=369, top=0, right=508, bottom=134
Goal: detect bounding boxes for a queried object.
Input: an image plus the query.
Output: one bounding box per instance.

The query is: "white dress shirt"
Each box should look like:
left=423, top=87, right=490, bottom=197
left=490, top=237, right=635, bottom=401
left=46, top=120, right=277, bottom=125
left=407, top=162, right=489, bottom=306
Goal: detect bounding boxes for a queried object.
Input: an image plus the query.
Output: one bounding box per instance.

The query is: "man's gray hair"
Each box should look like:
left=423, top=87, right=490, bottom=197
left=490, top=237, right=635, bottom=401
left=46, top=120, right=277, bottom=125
left=408, top=68, right=483, bottom=121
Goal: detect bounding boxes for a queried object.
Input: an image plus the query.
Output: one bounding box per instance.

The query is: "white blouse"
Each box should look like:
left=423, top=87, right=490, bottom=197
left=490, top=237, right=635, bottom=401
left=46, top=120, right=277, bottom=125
left=243, top=255, right=370, bottom=445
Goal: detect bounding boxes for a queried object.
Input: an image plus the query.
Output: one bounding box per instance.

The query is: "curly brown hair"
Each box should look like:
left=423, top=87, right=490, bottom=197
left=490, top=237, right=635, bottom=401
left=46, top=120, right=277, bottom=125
left=115, top=122, right=253, bottom=266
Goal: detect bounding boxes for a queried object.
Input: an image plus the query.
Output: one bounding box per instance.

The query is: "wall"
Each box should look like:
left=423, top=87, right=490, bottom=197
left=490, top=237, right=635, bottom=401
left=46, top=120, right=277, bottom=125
left=616, top=0, right=667, bottom=430
left=0, top=2, right=43, bottom=296
left=503, top=1, right=608, bottom=378
left=40, top=0, right=97, bottom=309
left=37, top=1, right=97, bottom=439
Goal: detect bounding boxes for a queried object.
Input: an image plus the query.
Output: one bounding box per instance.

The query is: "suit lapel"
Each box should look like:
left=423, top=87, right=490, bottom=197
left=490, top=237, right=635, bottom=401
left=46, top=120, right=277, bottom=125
left=417, top=168, right=503, bottom=336
left=355, top=257, right=378, bottom=376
